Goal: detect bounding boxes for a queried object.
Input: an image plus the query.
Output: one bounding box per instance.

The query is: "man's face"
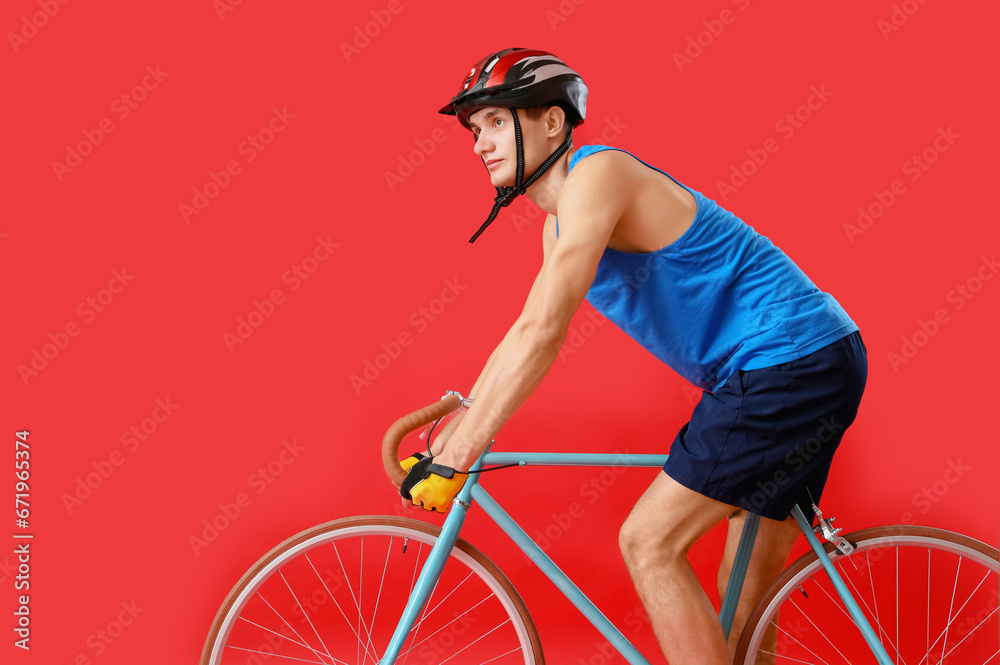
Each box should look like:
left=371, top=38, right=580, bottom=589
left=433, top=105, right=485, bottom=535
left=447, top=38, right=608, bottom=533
left=467, top=107, right=547, bottom=188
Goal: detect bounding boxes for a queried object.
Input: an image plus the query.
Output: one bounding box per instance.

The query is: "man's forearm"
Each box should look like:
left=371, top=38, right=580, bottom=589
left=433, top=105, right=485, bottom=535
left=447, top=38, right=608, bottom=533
left=434, top=319, right=563, bottom=471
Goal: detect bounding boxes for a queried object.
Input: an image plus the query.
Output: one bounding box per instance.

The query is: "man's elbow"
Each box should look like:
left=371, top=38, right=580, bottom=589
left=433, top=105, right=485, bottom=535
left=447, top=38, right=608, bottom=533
left=512, top=315, right=568, bottom=355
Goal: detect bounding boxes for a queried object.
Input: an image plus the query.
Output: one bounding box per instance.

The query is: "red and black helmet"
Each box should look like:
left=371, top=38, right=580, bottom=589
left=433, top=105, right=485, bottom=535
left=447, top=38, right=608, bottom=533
left=440, top=49, right=589, bottom=243
left=439, top=48, right=588, bottom=130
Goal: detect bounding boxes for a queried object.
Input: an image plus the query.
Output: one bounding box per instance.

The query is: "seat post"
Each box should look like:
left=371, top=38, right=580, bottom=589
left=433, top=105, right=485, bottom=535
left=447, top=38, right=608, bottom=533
left=790, top=504, right=894, bottom=665
left=719, top=512, right=760, bottom=639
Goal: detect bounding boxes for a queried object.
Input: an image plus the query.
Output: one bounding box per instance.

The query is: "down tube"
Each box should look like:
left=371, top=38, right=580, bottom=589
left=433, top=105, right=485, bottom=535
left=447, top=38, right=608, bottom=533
left=471, top=484, right=651, bottom=665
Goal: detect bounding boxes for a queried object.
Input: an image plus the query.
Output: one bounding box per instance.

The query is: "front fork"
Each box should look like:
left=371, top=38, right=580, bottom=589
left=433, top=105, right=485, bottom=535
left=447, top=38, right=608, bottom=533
left=378, top=444, right=486, bottom=664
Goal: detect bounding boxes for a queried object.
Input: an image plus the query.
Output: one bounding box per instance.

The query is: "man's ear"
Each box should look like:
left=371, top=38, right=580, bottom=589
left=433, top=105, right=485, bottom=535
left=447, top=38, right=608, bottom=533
left=544, top=105, right=568, bottom=139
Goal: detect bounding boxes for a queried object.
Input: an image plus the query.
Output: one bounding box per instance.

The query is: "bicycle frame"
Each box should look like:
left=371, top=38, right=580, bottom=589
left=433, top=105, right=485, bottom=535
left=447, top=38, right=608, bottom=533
left=379, top=447, right=895, bottom=665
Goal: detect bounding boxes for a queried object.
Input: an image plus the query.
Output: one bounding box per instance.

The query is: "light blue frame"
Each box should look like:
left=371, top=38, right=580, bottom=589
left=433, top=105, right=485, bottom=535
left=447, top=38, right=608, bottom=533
left=379, top=448, right=894, bottom=664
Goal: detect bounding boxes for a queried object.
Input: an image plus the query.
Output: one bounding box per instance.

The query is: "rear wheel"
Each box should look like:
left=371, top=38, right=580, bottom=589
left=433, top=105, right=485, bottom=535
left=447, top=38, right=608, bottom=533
left=201, top=515, right=544, bottom=664
left=735, top=526, right=999, bottom=664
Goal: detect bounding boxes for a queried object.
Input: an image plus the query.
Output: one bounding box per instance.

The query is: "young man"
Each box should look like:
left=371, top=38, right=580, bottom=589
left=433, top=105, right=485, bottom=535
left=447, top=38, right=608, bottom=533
left=397, top=48, right=867, bottom=664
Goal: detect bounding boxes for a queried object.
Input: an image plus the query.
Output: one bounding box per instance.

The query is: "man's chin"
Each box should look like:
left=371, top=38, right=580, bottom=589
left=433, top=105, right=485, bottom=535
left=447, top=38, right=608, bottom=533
left=489, top=172, right=516, bottom=188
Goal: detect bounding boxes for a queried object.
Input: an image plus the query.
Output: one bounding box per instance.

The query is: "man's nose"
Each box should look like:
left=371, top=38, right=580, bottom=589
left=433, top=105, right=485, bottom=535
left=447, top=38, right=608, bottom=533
left=473, top=133, right=493, bottom=157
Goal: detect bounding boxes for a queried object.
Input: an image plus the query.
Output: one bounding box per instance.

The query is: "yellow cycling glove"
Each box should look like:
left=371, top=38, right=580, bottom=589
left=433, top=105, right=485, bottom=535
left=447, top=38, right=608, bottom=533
left=400, top=453, right=425, bottom=473
left=399, top=455, right=468, bottom=514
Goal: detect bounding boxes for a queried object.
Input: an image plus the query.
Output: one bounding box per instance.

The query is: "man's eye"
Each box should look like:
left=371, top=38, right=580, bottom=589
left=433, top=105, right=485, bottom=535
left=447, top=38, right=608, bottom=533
left=495, top=118, right=504, bottom=127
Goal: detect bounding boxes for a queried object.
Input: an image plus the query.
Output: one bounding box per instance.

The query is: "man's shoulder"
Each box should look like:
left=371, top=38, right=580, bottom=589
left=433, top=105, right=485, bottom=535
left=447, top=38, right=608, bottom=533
left=564, top=145, right=642, bottom=196
left=569, top=144, right=631, bottom=170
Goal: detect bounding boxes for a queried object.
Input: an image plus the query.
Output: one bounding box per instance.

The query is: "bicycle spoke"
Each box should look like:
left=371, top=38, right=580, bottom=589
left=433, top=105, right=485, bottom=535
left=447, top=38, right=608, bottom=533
left=332, top=540, right=376, bottom=663
left=735, top=528, right=999, bottom=665
left=403, top=548, right=442, bottom=664
left=398, top=541, right=426, bottom=665
left=937, top=557, right=961, bottom=664
left=919, top=556, right=995, bottom=665
left=436, top=618, right=512, bottom=665
left=204, top=518, right=540, bottom=665
left=975, top=648, right=1000, bottom=665
left=782, top=593, right=840, bottom=664
left=409, top=571, right=475, bottom=633
left=358, top=536, right=364, bottom=664
left=278, top=570, right=335, bottom=664
left=863, top=550, right=887, bottom=653
left=478, top=646, right=524, bottom=664
left=234, top=616, right=341, bottom=663
left=940, top=606, right=998, bottom=661
left=225, top=644, right=345, bottom=664
left=400, top=594, right=494, bottom=657
left=757, top=651, right=824, bottom=665
left=302, top=552, right=379, bottom=664
left=834, top=559, right=905, bottom=663
left=360, top=536, right=395, bottom=665
left=255, top=592, right=337, bottom=664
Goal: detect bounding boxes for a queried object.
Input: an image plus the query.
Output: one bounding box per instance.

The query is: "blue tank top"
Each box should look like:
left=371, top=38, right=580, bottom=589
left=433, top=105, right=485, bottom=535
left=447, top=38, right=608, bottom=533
left=560, top=145, right=858, bottom=391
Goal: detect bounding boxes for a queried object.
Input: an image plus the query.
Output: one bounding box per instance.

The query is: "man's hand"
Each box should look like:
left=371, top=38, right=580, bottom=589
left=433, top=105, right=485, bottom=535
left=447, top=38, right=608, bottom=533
left=399, top=455, right=469, bottom=514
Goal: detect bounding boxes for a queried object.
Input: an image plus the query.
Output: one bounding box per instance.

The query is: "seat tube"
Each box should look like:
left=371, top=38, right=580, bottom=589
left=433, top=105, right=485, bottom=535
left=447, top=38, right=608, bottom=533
left=719, top=512, right=760, bottom=639
left=791, top=505, right=894, bottom=665
left=379, top=456, right=484, bottom=664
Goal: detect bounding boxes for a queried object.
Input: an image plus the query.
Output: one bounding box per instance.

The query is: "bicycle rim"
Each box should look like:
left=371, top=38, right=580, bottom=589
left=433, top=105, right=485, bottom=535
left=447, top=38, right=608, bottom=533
left=201, top=515, right=544, bottom=665
left=735, top=525, right=1000, bottom=664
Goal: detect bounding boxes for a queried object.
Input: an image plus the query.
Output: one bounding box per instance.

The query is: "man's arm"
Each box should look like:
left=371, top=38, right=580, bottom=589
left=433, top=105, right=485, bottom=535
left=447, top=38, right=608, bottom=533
left=434, top=153, right=634, bottom=472
left=427, top=216, right=555, bottom=455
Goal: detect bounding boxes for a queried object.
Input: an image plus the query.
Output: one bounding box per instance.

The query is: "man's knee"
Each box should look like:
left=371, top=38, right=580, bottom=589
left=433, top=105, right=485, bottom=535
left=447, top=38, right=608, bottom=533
left=619, top=510, right=685, bottom=569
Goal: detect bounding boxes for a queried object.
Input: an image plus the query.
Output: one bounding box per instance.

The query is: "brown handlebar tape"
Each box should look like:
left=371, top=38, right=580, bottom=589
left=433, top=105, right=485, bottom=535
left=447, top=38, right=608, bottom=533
left=382, top=394, right=462, bottom=487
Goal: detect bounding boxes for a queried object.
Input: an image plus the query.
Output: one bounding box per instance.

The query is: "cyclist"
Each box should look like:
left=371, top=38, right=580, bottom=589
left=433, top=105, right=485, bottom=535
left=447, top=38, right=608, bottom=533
left=397, top=48, right=868, bottom=664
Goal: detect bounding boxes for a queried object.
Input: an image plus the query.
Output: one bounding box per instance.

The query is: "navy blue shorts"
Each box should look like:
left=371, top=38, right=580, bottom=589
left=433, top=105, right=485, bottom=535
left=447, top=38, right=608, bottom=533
left=663, top=331, right=867, bottom=521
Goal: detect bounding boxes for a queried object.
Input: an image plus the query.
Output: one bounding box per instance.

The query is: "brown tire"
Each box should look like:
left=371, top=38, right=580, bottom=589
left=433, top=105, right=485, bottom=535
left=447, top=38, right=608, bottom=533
left=202, top=515, right=544, bottom=664
left=734, top=525, right=999, bottom=664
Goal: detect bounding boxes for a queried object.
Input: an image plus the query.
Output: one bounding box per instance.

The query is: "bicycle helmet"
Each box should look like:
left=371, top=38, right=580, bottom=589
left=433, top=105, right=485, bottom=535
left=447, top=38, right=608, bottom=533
left=439, top=48, right=588, bottom=242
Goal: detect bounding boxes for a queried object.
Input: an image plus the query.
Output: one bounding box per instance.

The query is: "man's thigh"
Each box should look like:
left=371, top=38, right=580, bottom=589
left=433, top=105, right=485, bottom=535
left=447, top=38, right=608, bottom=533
left=623, top=471, right=739, bottom=557
left=723, top=510, right=801, bottom=579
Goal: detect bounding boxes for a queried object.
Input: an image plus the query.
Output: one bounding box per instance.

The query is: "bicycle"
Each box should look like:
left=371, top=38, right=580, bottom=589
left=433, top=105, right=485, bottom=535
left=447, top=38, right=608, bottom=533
left=201, top=392, right=1000, bottom=664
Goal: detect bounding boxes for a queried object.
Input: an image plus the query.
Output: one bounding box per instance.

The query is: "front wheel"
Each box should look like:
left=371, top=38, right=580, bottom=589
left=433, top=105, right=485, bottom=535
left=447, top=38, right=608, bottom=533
left=735, top=525, right=999, bottom=664
left=201, top=515, right=544, bottom=664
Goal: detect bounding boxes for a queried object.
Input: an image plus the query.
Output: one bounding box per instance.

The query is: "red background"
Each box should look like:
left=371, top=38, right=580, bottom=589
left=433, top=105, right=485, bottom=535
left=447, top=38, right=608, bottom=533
left=3, top=0, right=998, bottom=663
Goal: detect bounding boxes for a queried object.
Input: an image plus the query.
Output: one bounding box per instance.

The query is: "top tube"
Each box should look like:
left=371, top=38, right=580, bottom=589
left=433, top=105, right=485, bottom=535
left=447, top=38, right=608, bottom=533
left=483, top=452, right=668, bottom=468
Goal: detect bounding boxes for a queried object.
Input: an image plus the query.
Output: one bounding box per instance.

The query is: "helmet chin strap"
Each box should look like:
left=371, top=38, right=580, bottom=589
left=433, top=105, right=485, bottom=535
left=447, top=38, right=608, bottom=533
left=469, top=108, right=573, bottom=243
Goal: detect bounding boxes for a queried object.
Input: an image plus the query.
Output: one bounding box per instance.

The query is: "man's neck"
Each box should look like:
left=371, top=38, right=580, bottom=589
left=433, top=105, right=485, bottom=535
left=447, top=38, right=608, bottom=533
left=526, top=146, right=575, bottom=216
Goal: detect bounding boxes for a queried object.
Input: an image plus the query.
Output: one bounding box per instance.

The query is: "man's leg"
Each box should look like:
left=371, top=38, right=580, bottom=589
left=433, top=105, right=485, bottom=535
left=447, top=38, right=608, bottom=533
left=619, top=471, right=740, bottom=665
left=717, top=509, right=802, bottom=662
